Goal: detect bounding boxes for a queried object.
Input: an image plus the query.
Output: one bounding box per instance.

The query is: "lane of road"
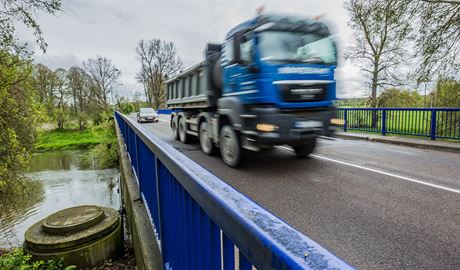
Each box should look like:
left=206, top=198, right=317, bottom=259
left=131, top=114, right=460, bottom=270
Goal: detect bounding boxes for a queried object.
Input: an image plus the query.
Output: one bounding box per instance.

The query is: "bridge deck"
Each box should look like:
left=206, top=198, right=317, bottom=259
left=128, top=113, right=460, bottom=270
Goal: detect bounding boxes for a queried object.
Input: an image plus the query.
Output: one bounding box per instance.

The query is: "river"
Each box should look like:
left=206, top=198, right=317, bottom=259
left=0, top=150, right=120, bottom=248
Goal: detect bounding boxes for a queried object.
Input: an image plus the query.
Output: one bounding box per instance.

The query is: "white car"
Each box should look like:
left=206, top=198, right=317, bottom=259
left=137, top=108, right=159, bottom=123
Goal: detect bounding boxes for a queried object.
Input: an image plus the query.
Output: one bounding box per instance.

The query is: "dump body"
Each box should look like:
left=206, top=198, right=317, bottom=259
left=166, top=44, right=221, bottom=109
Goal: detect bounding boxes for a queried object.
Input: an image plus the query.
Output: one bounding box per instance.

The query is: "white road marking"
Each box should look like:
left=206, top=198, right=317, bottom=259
left=278, top=146, right=460, bottom=194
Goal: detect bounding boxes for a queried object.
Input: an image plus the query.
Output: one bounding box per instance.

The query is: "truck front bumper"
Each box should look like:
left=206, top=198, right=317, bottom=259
left=240, top=108, right=336, bottom=146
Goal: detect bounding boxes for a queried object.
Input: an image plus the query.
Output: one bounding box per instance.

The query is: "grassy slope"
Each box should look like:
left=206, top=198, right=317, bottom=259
left=36, top=128, right=115, bottom=151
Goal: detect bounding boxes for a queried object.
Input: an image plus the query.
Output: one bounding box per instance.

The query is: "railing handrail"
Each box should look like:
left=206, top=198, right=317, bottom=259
left=337, top=107, right=460, bottom=111
left=115, top=112, right=353, bottom=269
left=333, top=107, right=460, bottom=140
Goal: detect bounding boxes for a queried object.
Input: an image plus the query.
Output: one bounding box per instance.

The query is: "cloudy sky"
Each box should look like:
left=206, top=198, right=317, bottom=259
left=17, top=0, right=366, bottom=99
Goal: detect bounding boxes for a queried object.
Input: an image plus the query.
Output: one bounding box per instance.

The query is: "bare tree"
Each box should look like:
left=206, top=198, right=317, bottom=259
left=136, top=39, right=183, bottom=109
left=135, top=70, right=153, bottom=106
left=345, top=0, right=413, bottom=108
left=83, top=56, right=120, bottom=109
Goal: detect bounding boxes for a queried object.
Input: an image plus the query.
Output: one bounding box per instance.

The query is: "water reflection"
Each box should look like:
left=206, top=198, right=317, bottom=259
left=0, top=150, right=119, bottom=247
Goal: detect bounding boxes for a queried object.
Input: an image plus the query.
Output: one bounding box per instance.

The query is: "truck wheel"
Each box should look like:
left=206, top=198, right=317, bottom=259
left=171, top=116, right=179, bottom=140
left=292, top=137, right=316, bottom=158
left=220, top=126, right=242, bottom=167
left=199, top=121, right=215, bottom=155
left=178, top=116, right=191, bottom=144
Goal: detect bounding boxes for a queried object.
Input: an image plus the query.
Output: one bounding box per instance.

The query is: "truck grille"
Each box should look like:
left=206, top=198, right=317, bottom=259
left=278, top=84, right=326, bottom=102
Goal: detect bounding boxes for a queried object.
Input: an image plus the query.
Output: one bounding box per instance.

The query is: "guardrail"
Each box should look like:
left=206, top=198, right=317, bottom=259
left=334, top=108, right=460, bottom=140
left=114, top=112, right=353, bottom=270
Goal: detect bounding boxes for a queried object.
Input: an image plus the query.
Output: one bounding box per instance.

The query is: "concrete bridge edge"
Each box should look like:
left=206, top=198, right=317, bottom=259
left=115, top=120, right=163, bottom=270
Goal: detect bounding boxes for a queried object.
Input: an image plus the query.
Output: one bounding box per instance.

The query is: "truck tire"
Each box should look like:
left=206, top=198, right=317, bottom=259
left=292, top=137, right=316, bottom=158
left=199, top=121, right=215, bottom=155
left=220, top=125, right=242, bottom=167
left=178, top=116, right=191, bottom=144
left=171, top=115, right=179, bottom=140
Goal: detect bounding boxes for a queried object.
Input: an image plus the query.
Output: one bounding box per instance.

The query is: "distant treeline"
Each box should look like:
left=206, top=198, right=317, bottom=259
left=338, top=78, right=460, bottom=108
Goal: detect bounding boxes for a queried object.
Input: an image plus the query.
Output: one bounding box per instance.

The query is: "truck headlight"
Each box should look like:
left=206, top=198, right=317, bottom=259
left=256, top=124, right=279, bottom=132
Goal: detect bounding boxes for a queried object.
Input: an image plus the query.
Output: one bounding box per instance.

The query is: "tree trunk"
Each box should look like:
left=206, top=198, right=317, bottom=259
left=370, top=61, right=379, bottom=128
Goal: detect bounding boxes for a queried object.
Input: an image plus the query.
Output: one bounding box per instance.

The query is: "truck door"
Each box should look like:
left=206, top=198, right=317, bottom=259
left=236, top=31, right=258, bottom=103
left=222, top=32, right=258, bottom=101
left=222, top=38, right=238, bottom=95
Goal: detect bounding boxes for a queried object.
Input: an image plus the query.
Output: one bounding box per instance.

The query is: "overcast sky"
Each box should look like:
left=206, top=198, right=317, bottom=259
left=16, top=0, right=366, bottom=99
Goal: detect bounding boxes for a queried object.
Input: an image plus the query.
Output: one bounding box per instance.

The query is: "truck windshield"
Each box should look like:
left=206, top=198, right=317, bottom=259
left=258, top=31, right=337, bottom=65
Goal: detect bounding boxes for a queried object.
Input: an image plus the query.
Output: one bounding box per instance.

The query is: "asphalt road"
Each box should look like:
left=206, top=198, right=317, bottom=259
left=130, top=114, right=460, bottom=270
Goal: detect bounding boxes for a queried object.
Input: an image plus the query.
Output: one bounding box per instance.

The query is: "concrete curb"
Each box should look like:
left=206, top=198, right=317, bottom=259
left=334, top=132, right=460, bottom=153
left=115, top=120, right=163, bottom=270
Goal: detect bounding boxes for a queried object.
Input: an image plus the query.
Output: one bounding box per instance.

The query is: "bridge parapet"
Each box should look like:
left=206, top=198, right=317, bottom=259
left=333, top=108, right=460, bottom=140
left=115, top=111, right=353, bottom=270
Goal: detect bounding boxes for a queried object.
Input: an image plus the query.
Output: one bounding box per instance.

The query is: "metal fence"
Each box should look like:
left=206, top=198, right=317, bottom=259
left=157, top=109, right=173, bottom=115
left=334, top=108, right=460, bottom=140
left=115, top=112, right=353, bottom=270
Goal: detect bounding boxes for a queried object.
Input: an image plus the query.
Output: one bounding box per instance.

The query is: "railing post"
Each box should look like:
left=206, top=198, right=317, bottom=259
left=154, top=157, right=163, bottom=243
left=344, top=110, right=348, bottom=132
left=430, top=109, right=437, bottom=140
left=381, top=110, right=387, bottom=136
left=135, top=135, right=141, bottom=197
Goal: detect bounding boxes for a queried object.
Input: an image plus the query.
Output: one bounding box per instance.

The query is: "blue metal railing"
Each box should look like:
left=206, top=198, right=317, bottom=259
left=334, top=108, right=460, bottom=140
left=115, top=112, right=353, bottom=270
left=157, top=109, right=173, bottom=114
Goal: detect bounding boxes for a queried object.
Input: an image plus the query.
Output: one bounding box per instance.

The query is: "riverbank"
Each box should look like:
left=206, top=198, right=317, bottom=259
left=36, top=128, right=115, bottom=151
left=0, top=149, right=124, bottom=268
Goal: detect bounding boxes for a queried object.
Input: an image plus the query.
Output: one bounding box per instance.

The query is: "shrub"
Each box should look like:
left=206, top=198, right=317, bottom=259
left=0, top=248, right=76, bottom=270
left=86, top=142, right=119, bottom=169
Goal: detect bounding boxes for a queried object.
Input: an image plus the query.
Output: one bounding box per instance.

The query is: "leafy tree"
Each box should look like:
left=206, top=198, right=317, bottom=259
left=52, top=68, right=67, bottom=129
left=67, top=66, right=91, bottom=129
left=135, top=39, right=182, bottom=109
left=0, top=51, right=37, bottom=194
left=32, top=64, right=58, bottom=123
left=377, top=88, right=423, bottom=107
left=411, top=0, right=460, bottom=81
left=0, top=0, right=61, bottom=53
left=83, top=56, right=121, bottom=110
left=118, top=97, right=136, bottom=114
left=431, top=77, right=460, bottom=107
left=0, top=0, right=61, bottom=228
left=345, top=0, right=413, bottom=108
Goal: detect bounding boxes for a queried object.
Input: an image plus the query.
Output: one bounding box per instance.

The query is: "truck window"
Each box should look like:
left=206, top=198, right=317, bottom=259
left=223, top=38, right=234, bottom=64
left=240, top=32, right=253, bottom=64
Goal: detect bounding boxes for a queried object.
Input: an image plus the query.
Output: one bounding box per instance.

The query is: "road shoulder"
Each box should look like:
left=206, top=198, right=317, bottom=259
left=334, top=132, right=460, bottom=153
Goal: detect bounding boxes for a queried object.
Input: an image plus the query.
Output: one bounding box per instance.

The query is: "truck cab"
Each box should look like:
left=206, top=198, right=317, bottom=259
left=167, top=14, right=338, bottom=167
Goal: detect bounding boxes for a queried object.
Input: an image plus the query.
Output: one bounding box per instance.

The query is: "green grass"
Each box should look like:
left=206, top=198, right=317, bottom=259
left=36, top=128, right=115, bottom=151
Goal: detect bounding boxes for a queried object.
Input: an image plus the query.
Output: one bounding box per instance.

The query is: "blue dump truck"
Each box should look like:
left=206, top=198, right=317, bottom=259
left=167, top=14, right=339, bottom=167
